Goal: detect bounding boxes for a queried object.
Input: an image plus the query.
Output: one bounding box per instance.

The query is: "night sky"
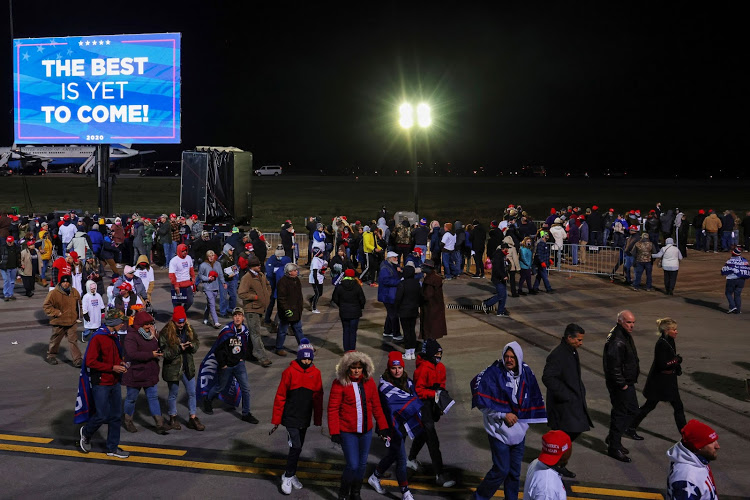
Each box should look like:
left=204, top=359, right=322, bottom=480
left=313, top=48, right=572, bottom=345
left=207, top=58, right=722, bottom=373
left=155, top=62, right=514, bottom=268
left=1, top=1, right=744, bottom=176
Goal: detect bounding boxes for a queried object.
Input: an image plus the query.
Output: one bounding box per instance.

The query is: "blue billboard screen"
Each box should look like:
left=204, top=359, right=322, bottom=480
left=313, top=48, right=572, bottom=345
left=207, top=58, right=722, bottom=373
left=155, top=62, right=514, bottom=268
left=13, top=33, right=181, bottom=144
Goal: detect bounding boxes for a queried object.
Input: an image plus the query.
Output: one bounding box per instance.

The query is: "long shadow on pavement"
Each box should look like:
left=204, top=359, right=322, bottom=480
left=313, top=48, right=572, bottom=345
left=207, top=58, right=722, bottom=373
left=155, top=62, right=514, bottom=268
left=690, top=371, right=748, bottom=401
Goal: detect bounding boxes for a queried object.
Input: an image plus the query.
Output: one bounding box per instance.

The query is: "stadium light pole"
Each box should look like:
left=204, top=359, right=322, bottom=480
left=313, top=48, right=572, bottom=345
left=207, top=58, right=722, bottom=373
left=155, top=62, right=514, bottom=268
left=399, top=102, right=431, bottom=215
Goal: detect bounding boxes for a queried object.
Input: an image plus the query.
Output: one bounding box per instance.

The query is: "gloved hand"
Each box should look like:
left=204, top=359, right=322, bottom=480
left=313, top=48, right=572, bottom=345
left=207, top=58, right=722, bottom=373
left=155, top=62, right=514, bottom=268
left=83, top=313, right=90, bottom=322
left=376, top=428, right=391, bottom=440
left=676, top=355, right=683, bottom=364
left=331, top=434, right=342, bottom=445
left=284, top=309, right=294, bottom=318
left=541, top=262, right=547, bottom=268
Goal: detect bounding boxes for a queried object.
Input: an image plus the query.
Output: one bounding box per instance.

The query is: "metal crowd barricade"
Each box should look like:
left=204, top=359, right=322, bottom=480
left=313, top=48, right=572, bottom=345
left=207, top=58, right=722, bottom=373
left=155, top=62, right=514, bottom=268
left=549, top=243, right=623, bottom=276
left=262, top=233, right=309, bottom=262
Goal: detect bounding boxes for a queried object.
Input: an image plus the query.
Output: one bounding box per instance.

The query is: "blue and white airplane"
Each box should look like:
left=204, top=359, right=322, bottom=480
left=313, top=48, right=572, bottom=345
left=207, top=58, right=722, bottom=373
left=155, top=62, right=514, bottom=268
left=0, top=144, right=152, bottom=173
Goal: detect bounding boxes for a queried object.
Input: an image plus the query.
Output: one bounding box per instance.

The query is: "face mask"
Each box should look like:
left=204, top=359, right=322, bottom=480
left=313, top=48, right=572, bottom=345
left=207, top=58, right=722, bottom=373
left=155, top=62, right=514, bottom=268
left=89, top=287, right=97, bottom=295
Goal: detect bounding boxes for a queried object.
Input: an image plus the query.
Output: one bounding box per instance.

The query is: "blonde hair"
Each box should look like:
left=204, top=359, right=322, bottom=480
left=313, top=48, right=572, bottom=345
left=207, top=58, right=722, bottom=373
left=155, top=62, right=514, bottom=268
left=205, top=250, right=216, bottom=261
left=656, top=317, right=677, bottom=335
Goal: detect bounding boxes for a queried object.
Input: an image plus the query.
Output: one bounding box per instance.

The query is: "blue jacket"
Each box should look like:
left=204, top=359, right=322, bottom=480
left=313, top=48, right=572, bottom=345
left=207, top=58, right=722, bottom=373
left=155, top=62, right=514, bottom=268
left=377, top=260, right=401, bottom=304
left=88, top=230, right=104, bottom=256
left=265, top=255, right=292, bottom=297
left=520, top=246, right=533, bottom=270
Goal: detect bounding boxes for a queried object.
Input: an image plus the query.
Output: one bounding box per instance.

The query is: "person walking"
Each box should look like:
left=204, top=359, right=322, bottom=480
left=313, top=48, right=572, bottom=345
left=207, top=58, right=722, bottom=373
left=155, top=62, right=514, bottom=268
left=169, top=243, right=196, bottom=312
left=272, top=339, right=323, bottom=495
left=651, top=238, right=682, bottom=295
left=481, top=243, right=510, bottom=317
left=1, top=236, right=21, bottom=301
left=407, top=339, right=456, bottom=488
left=77, top=309, right=130, bottom=459
left=159, top=306, right=205, bottom=431
left=722, top=246, right=749, bottom=313
left=378, top=251, right=402, bottom=340
left=666, top=420, right=720, bottom=499
left=471, top=341, right=547, bottom=500
left=237, top=254, right=274, bottom=367
left=331, top=269, right=366, bottom=352
left=503, top=235, right=520, bottom=297
left=275, top=263, right=305, bottom=356
left=43, top=274, right=83, bottom=366
left=542, top=323, right=593, bottom=479
left=19, top=239, right=40, bottom=297
left=395, top=266, right=421, bottom=360
left=81, top=279, right=105, bottom=342
left=532, top=231, right=553, bottom=294
left=367, top=351, right=419, bottom=500
left=198, top=250, right=224, bottom=328
left=603, top=310, right=641, bottom=463
left=631, top=233, right=654, bottom=291
left=419, top=259, right=447, bottom=341
left=121, top=310, right=169, bottom=435
left=523, top=431, right=572, bottom=500
left=629, top=318, right=686, bottom=435
left=309, top=247, right=327, bottom=313
left=517, top=237, right=533, bottom=295
left=328, top=350, right=389, bottom=500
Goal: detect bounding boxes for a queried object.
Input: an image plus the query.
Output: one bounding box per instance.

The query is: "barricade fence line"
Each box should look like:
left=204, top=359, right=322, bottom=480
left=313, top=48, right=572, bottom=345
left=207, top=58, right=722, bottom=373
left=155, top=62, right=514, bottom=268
left=549, top=243, right=623, bottom=276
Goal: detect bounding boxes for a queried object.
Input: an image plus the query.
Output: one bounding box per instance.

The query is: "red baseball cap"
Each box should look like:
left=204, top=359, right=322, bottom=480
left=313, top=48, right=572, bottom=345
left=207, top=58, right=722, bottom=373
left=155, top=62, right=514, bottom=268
left=538, top=430, right=572, bottom=466
left=190, top=214, right=198, bottom=220
left=6, top=236, right=14, bottom=244
left=170, top=213, right=176, bottom=218
left=245, top=243, right=254, bottom=251
left=63, top=214, right=70, bottom=220
left=117, top=282, right=133, bottom=291
left=69, top=251, right=79, bottom=261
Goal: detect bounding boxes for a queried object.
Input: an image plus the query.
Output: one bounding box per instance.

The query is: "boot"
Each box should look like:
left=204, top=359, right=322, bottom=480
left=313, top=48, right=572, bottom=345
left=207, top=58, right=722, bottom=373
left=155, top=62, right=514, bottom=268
left=187, top=416, right=205, bottom=431
left=153, top=415, right=169, bottom=435
left=349, top=480, right=362, bottom=500
left=338, top=479, right=352, bottom=500
left=168, top=415, right=181, bottom=430
left=122, top=414, right=138, bottom=433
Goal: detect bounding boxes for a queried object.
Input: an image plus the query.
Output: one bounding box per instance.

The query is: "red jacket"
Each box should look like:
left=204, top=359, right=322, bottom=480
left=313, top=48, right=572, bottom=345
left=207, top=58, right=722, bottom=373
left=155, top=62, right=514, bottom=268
left=85, top=332, right=123, bottom=386
left=413, top=355, right=447, bottom=400
left=328, top=376, right=388, bottom=435
left=272, top=361, right=324, bottom=428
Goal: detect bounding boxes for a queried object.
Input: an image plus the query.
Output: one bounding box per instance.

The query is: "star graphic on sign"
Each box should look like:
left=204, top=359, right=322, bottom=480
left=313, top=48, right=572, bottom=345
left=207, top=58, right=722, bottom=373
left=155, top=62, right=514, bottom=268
left=14, top=40, right=21, bottom=47
left=79, top=40, right=83, bottom=46
left=36, top=45, right=45, bottom=53
left=50, top=38, right=57, bottom=44
left=56, top=53, right=62, bottom=60
left=22, top=52, right=30, bottom=61
left=106, top=40, right=111, bottom=45
left=99, top=40, right=105, bottom=45
left=67, top=49, right=73, bottom=56
left=85, top=40, right=90, bottom=46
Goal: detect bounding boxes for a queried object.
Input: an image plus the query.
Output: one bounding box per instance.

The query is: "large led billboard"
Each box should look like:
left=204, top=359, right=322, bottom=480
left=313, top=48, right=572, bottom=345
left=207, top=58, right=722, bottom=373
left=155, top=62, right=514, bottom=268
left=13, top=33, right=181, bottom=144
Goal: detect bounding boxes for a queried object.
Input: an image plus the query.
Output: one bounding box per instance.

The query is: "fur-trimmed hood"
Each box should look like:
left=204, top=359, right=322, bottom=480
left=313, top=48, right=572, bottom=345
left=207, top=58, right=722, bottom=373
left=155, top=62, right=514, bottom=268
left=335, top=351, right=375, bottom=386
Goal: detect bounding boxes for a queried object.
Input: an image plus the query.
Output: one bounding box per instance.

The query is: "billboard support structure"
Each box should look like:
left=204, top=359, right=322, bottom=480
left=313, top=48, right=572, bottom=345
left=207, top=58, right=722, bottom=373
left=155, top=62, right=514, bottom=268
left=96, top=144, right=112, bottom=216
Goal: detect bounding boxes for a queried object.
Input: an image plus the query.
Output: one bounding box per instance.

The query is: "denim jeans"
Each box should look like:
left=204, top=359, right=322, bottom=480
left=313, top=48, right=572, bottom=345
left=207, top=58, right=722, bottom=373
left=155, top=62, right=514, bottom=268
left=623, top=255, right=635, bottom=282
left=83, top=383, right=122, bottom=453
left=124, top=384, right=162, bottom=417
left=375, top=432, right=408, bottom=485
left=340, top=430, right=373, bottom=482
left=167, top=374, right=197, bottom=416
left=219, top=279, right=238, bottom=315
left=206, top=362, right=251, bottom=415
left=172, top=285, right=194, bottom=311
left=721, top=231, right=732, bottom=251
left=276, top=319, right=304, bottom=351
left=1, top=268, right=16, bottom=297
left=163, top=242, right=176, bottom=266
left=532, top=267, right=551, bottom=291
left=474, top=435, right=525, bottom=500
left=706, top=232, right=718, bottom=252
left=415, top=245, right=427, bottom=263
left=204, top=289, right=219, bottom=324
left=633, top=262, right=653, bottom=290
left=570, top=243, right=578, bottom=264
left=41, top=259, right=50, bottom=280
left=484, top=282, right=507, bottom=313
left=450, top=250, right=461, bottom=277
left=341, top=318, right=359, bottom=352
left=441, top=251, right=453, bottom=278
left=726, top=279, right=745, bottom=311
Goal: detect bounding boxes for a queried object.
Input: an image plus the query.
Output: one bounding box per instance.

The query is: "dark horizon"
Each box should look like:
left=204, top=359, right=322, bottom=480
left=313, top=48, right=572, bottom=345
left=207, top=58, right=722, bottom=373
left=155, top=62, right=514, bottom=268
left=2, top=1, right=744, bottom=177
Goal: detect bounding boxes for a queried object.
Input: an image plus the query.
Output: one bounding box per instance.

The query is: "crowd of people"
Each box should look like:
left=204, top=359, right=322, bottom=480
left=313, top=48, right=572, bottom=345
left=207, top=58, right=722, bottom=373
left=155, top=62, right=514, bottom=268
left=0, top=204, right=741, bottom=499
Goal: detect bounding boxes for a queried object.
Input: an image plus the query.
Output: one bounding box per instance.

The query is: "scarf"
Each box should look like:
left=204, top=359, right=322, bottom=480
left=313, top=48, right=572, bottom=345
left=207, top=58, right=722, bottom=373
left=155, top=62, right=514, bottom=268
left=74, top=327, right=122, bottom=424
left=471, top=360, right=547, bottom=423
left=196, top=325, right=244, bottom=406
left=378, top=377, right=423, bottom=439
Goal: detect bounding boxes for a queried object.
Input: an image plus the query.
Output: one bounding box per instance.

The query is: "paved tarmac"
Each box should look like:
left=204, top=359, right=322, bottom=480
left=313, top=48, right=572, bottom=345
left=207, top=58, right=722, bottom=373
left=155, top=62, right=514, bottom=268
left=1, top=248, right=748, bottom=499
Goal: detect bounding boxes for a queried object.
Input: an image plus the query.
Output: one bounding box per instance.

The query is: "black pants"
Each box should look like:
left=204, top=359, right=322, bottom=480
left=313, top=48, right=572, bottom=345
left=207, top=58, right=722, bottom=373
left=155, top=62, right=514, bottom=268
left=383, top=302, right=400, bottom=336
left=360, top=254, right=376, bottom=284
left=311, top=283, right=323, bottom=310
left=409, top=399, right=443, bottom=474
left=518, top=269, right=532, bottom=292
left=631, top=396, right=686, bottom=433
left=285, top=427, right=308, bottom=476
left=400, top=316, right=417, bottom=349
left=663, top=270, right=678, bottom=293
left=473, top=251, right=485, bottom=277
left=606, top=383, right=639, bottom=449
left=508, top=271, right=517, bottom=296
left=21, top=275, right=36, bottom=295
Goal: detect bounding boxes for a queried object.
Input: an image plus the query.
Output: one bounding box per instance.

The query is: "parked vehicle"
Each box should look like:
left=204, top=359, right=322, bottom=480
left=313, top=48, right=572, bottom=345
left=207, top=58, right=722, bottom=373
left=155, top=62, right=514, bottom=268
left=254, top=165, right=282, bottom=176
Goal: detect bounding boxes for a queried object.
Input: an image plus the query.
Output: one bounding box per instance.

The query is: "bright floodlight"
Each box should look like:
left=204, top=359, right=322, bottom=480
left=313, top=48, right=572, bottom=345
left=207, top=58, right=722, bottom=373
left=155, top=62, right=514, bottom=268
left=399, top=103, right=414, bottom=129
left=416, top=103, right=431, bottom=127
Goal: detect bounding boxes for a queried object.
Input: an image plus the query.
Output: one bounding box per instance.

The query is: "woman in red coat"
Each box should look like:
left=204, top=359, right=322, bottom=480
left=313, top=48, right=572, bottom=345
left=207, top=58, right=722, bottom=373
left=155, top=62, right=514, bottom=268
left=328, top=350, right=389, bottom=500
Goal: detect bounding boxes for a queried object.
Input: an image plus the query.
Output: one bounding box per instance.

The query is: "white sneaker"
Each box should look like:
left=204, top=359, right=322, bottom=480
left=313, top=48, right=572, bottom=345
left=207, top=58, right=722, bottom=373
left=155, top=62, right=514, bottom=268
left=312, top=309, right=320, bottom=314
left=290, top=475, right=303, bottom=490
left=368, top=473, right=385, bottom=494
left=406, top=458, right=421, bottom=471
left=106, top=447, right=129, bottom=459
left=280, top=473, right=293, bottom=495
left=79, top=426, right=91, bottom=453
left=203, top=319, right=209, bottom=325
left=402, top=489, right=414, bottom=500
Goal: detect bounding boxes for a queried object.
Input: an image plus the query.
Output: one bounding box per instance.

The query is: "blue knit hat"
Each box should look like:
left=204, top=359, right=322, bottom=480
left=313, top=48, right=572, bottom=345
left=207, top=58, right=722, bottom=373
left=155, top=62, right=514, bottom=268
left=297, top=338, right=314, bottom=361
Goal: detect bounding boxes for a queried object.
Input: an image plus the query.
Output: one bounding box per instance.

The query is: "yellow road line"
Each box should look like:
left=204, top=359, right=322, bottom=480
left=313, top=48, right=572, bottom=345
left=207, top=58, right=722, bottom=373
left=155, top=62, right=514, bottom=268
left=254, top=456, right=334, bottom=469
left=572, top=485, right=664, bottom=499
left=0, top=434, right=53, bottom=444
left=119, top=445, right=187, bottom=456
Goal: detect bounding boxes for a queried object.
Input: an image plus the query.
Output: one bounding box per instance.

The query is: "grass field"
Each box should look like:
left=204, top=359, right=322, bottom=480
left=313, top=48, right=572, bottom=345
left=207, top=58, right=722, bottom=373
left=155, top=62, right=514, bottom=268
left=1, top=174, right=748, bottom=232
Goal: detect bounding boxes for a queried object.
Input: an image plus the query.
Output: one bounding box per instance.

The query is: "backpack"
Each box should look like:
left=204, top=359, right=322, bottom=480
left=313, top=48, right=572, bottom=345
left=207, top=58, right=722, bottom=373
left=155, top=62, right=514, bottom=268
left=397, top=225, right=411, bottom=245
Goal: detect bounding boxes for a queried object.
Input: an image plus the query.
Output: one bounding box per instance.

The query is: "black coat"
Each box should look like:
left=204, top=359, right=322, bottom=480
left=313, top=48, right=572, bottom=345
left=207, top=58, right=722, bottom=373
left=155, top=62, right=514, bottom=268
left=587, top=211, right=603, bottom=232
left=486, top=228, right=503, bottom=257
left=603, top=324, right=640, bottom=388
left=470, top=224, right=487, bottom=258
left=642, top=335, right=682, bottom=402
left=395, top=267, right=421, bottom=318
left=331, top=278, right=365, bottom=319
left=542, top=341, right=593, bottom=433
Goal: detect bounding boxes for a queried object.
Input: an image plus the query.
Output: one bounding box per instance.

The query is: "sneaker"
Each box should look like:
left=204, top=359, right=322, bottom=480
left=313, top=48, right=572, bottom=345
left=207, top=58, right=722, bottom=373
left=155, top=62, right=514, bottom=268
left=480, top=301, right=489, bottom=315
left=260, top=359, right=273, bottom=367
left=368, top=473, right=385, bottom=494
left=8, top=295, right=16, bottom=300
left=392, top=335, right=404, bottom=342
left=79, top=426, right=91, bottom=453
left=529, top=289, right=539, bottom=295
left=311, top=309, right=320, bottom=314
left=242, top=413, right=259, bottom=424
left=106, top=447, right=130, bottom=459
left=213, top=323, right=221, bottom=329
left=496, top=310, right=510, bottom=317
left=406, top=458, right=421, bottom=471
left=280, top=473, right=293, bottom=495
left=290, top=475, right=303, bottom=490
left=383, top=332, right=393, bottom=337
left=402, top=490, right=414, bottom=500
left=471, top=275, right=482, bottom=279
left=46, top=357, right=58, bottom=365
left=203, top=319, right=209, bottom=325
left=727, top=307, right=737, bottom=314
left=436, top=473, right=456, bottom=487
